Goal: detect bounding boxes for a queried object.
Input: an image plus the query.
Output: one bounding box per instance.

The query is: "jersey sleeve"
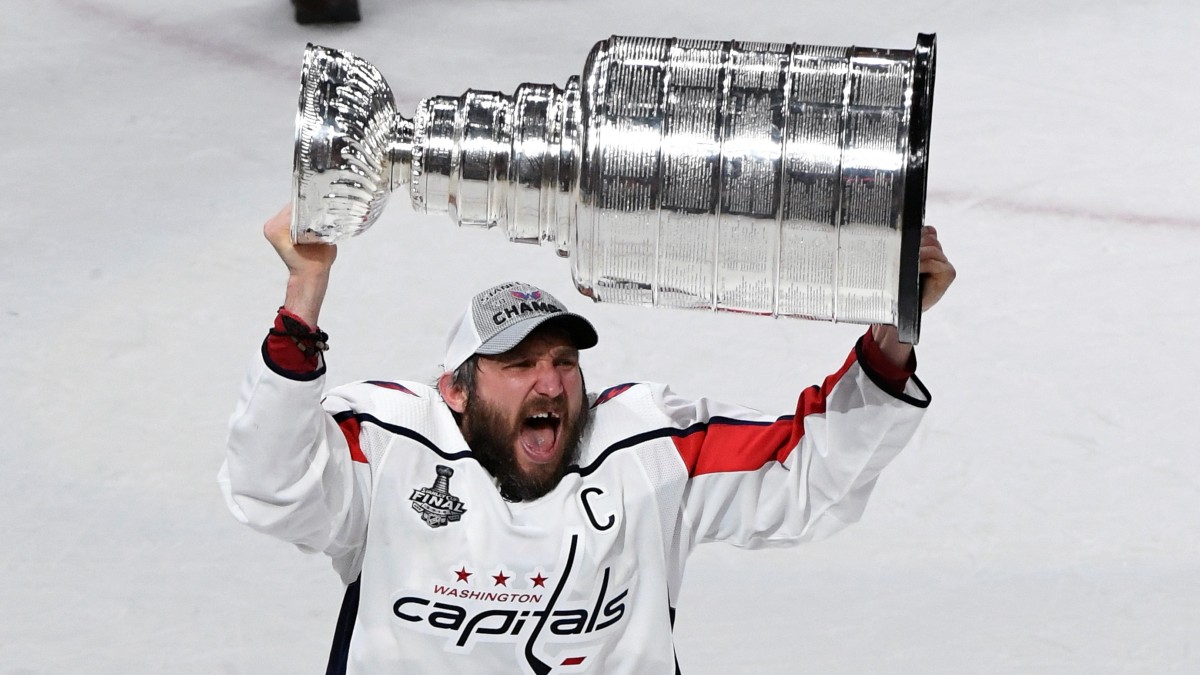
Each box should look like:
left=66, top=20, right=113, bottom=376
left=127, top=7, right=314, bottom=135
left=662, top=332, right=930, bottom=550
left=217, top=346, right=373, bottom=583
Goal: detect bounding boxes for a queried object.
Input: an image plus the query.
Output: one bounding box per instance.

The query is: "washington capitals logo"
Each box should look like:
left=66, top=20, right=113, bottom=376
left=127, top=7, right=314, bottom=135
left=410, top=466, right=467, bottom=528
left=510, top=289, right=543, bottom=302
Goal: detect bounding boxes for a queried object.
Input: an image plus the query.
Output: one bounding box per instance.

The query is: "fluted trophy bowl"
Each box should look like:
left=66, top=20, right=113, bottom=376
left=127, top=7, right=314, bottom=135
left=291, top=44, right=410, bottom=244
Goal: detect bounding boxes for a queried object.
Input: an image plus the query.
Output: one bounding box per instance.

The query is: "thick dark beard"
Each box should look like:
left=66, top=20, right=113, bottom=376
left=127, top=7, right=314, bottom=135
left=462, top=390, right=590, bottom=502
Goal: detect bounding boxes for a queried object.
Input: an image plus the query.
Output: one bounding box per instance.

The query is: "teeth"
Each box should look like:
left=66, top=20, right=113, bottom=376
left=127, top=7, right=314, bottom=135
left=529, top=412, right=559, bottom=420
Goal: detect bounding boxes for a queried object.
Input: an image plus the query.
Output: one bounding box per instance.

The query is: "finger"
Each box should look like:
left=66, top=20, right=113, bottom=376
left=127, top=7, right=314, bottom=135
left=263, top=204, right=294, bottom=248
left=920, top=270, right=955, bottom=309
left=919, top=264, right=956, bottom=296
left=919, top=244, right=949, bottom=264
left=919, top=258, right=955, bottom=278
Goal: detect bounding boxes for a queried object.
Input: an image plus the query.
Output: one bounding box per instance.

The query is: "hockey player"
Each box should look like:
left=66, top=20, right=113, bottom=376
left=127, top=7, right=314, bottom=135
left=220, top=204, right=955, bottom=673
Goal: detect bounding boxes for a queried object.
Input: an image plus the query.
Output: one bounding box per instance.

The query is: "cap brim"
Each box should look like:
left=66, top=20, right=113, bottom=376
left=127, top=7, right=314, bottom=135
left=475, top=312, right=598, bottom=356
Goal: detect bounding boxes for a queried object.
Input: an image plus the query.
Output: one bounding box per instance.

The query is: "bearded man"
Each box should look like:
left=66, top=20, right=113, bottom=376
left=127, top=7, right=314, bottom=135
left=220, top=204, right=955, bottom=674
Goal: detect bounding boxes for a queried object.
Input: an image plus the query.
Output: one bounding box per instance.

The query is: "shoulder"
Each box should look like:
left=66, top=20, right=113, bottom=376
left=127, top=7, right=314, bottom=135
left=589, top=381, right=666, bottom=418
left=323, top=379, right=447, bottom=424
left=589, top=381, right=773, bottom=429
left=580, top=382, right=689, bottom=462
left=323, top=379, right=467, bottom=462
left=327, top=378, right=435, bottom=404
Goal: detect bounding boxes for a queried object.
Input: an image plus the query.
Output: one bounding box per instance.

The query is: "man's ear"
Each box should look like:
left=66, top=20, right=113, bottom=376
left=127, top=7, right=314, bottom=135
left=438, top=372, right=467, bottom=414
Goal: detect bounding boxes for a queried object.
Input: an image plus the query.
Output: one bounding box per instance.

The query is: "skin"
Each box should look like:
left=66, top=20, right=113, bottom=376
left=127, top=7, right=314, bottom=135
left=870, top=225, right=956, bottom=364
left=264, top=204, right=336, bottom=328
left=262, top=203, right=956, bottom=488
left=439, top=328, right=588, bottom=488
left=442, top=326, right=591, bottom=500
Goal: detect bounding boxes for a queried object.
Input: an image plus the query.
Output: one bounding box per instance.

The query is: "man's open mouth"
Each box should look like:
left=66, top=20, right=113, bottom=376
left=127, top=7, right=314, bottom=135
left=519, top=411, right=561, bottom=463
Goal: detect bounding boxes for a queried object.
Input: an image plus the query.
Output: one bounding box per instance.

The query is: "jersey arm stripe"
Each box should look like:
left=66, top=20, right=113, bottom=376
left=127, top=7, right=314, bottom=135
left=671, top=416, right=798, bottom=477
left=567, top=417, right=795, bottom=479
left=333, top=412, right=368, bottom=464
left=672, top=349, right=858, bottom=477
left=332, top=411, right=474, bottom=463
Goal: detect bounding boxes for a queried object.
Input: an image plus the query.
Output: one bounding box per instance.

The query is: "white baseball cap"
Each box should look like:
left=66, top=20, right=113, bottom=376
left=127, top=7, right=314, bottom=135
left=443, top=281, right=599, bottom=372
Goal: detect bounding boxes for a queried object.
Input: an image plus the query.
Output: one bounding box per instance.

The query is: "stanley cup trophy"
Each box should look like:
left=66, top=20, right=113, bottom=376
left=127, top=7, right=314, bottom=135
left=292, top=34, right=937, bottom=342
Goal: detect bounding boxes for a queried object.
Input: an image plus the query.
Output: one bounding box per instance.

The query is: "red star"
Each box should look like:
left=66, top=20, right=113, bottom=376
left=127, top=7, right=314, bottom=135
left=530, top=573, right=548, bottom=588
left=492, top=571, right=510, bottom=587
left=455, top=567, right=472, bottom=583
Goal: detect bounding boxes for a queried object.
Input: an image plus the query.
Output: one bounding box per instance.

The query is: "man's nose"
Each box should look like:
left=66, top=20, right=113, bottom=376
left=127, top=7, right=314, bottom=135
left=531, top=360, right=565, bottom=397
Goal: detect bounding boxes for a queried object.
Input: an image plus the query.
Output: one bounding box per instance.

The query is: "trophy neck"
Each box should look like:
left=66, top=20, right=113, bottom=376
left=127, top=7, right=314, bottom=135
left=387, top=116, right=416, bottom=193
left=403, top=78, right=582, bottom=255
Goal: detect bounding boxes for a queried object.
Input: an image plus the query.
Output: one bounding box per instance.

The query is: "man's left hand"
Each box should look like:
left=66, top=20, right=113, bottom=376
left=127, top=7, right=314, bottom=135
left=919, top=226, right=955, bottom=311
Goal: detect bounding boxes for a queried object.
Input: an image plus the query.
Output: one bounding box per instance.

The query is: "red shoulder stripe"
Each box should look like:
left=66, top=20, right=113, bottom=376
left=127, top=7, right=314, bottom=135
left=366, top=381, right=418, bottom=396
left=593, top=383, right=635, bottom=408
left=336, top=416, right=368, bottom=464
left=673, top=349, right=858, bottom=477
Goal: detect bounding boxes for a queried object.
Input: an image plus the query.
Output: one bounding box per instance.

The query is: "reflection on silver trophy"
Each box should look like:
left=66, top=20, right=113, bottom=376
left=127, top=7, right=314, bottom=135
left=292, top=35, right=936, bottom=342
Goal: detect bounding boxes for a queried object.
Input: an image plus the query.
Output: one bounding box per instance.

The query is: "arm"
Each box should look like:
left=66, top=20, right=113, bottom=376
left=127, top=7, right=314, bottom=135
left=670, top=226, right=954, bottom=548
left=218, top=207, right=369, bottom=576
left=665, top=331, right=930, bottom=550
left=265, top=203, right=336, bottom=328
left=219, top=352, right=370, bottom=568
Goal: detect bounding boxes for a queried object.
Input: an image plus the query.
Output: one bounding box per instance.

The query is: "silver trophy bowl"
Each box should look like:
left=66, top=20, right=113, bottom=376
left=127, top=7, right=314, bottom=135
left=291, top=44, right=412, bottom=243
left=291, top=35, right=937, bottom=342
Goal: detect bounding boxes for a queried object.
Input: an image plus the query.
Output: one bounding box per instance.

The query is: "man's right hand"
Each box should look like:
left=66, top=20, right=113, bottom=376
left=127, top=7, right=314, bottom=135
left=264, top=204, right=336, bottom=328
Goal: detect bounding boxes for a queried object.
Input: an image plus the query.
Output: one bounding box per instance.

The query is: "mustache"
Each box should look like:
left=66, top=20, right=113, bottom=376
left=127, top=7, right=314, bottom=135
left=518, top=394, right=569, bottom=419
left=462, top=392, right=592, bottom=502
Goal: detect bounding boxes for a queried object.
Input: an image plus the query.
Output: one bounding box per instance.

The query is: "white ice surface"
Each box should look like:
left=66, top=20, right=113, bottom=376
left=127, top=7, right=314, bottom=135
left=2, top=0, right=1198, bottom=672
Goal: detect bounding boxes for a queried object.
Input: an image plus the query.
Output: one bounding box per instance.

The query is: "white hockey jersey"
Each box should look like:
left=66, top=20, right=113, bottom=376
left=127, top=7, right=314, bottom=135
left=219, top=336, right=929, bottom=674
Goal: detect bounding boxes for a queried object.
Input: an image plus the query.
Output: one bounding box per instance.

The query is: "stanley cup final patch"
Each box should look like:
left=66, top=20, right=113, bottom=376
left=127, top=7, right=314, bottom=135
left=410, top=465, right=467, bottom=528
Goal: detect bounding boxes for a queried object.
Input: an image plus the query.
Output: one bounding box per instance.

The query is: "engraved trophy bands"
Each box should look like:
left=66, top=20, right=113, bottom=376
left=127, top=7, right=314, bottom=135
left=292, top=34, right=937, bottom=342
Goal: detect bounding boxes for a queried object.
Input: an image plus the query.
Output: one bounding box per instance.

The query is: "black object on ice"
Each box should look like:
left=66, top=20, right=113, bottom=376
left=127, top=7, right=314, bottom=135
left=293, top=0, right=361, bottom=24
